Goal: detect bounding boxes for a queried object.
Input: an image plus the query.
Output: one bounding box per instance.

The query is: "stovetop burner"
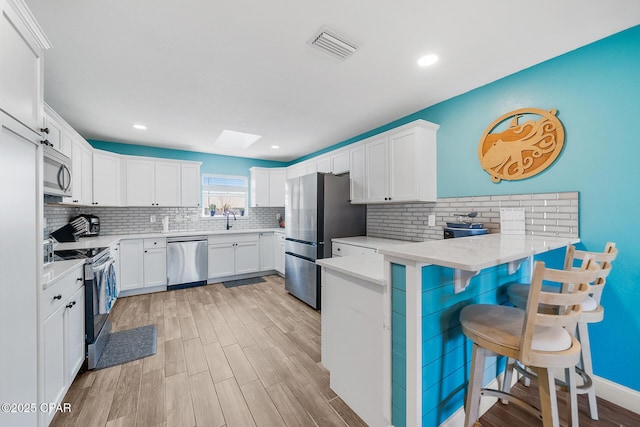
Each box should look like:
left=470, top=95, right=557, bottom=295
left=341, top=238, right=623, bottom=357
left=54, top=247, right=108, bottom=261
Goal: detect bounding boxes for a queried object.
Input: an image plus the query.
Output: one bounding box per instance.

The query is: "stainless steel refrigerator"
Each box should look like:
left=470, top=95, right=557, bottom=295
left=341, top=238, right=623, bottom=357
left=285, top=172, right=366, bottom=309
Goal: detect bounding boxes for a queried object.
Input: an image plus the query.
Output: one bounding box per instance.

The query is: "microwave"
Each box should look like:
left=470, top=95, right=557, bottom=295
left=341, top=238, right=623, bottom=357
left=43, top=145, right=72, bottom=197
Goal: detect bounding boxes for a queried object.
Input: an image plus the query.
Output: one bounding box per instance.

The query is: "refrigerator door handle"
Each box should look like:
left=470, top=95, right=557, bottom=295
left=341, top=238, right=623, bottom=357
left=284, top=251, right=315, bottom=263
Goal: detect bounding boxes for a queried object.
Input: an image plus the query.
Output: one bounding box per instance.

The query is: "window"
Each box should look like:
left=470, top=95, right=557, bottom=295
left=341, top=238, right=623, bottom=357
left=201, top=174, right=248, bottom=217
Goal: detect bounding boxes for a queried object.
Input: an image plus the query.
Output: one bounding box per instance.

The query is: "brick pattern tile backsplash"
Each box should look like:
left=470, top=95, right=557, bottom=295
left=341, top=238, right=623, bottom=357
left=46, top=191, right=578, bottom=242
left=367, top=191, right=579, bottom=242
left=44, top=205, right=285, bottom=236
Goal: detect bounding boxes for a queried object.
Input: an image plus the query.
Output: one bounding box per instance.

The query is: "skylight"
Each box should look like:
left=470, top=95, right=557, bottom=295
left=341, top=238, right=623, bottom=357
left=214, top=130, right=262, bottom=149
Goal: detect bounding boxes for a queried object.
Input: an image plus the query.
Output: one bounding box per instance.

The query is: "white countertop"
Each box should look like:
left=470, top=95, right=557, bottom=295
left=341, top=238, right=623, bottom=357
left=332, top=236, right=408, bottom=250
left=378, top=233, right=579, bottom=271
left=53, top=228, right=284, bottom=250
left=42, top=259, right=85, bottom=288
left=317, top=254, right=385, bottom=286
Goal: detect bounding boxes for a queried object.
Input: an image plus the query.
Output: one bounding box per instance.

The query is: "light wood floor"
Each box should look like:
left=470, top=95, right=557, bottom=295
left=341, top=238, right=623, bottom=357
left=51, top=275, right=367, bottom=427
left=52, top=275, right=640, bottom=427
left=479, top=380, right=640, bottom=427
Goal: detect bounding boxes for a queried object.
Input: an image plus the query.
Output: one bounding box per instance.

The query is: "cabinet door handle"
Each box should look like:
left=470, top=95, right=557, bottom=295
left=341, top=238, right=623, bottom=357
left=144, top=250, right=148, bottom=253
left=41, top=127, right=50, bottom=134
left=76, top=277, right=83, bottom=282
left=53, top=294, right=62, bottom=300
left=66, top=301, right=76, bottom=309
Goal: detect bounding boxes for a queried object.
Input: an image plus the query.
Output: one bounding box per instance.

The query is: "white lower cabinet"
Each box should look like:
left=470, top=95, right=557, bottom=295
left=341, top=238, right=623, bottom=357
left=42, top=304, right=65, bottom=424
left=119, top=238, right=167, bottom=293
left=321, top=268, right=385, bottom=427
left=143, top=239, right=167, bottom=287
left=259, top=232, right=274, bottom=271
left=274, top=232, right=285, bottom=275
left=65, top=286, right=86, bottom=385
left=41, top=264, right=85, bottom=426
left=119, top=239, right=144, bottom=291
left=208, top=242, right=236, bottom=278
left=208, top=233, right=259, bottom=279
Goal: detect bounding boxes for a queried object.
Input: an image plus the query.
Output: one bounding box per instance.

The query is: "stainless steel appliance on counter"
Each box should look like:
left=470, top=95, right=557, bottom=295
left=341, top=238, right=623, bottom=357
left=166, top=236, right=208, bottom=290
left=285, top=173, right=366, bottom=309
left=54, top=246, right=117, bottom=369
left=443, top=211, right=488, bottom=239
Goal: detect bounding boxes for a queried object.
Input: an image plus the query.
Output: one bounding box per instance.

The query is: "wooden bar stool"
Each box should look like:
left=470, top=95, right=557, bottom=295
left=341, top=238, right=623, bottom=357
left=460, top=260, right=599, bottom=427
left=505, top=243, right=617, bottom=420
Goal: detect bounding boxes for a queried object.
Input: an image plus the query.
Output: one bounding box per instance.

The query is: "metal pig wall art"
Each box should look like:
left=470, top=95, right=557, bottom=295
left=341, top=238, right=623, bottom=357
left=478, top=108, right=565, bottom=183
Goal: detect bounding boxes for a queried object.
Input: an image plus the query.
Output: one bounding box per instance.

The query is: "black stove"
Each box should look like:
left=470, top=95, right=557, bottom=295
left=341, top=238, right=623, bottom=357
left=54, top=247, right=108, bottom=261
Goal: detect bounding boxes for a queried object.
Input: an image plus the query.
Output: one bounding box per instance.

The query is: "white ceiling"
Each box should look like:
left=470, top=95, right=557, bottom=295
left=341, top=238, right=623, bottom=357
left=25, top=1, right=640, bottom=162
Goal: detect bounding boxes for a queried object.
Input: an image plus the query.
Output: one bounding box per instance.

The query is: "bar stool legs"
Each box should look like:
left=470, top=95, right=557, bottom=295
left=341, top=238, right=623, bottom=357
left=576, top=322, right=598, bottom=420
left=464, top=344, right=486, bottom=427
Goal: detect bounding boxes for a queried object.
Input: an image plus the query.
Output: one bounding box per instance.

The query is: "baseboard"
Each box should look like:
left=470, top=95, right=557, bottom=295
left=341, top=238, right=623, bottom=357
left=439, top=373, right=640, bottom=426
left=593, top=374, right=640, bottom=415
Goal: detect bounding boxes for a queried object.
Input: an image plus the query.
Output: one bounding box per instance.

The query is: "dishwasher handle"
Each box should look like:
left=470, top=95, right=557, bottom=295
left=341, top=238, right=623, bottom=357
left=167, top=235, right=207, bottom=243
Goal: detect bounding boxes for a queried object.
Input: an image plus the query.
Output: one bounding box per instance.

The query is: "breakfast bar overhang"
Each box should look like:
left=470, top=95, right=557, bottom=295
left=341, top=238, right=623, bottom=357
left=378, top=234, right=579, bottom=427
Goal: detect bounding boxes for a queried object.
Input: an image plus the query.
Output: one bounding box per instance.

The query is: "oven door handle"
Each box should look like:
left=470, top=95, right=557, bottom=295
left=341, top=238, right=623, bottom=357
left=92, top=256, right=113, bottom=271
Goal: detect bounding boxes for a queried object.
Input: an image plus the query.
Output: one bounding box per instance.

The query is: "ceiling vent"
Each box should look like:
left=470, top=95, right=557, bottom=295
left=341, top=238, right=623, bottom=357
left=307, top=27, right=359, bottom=60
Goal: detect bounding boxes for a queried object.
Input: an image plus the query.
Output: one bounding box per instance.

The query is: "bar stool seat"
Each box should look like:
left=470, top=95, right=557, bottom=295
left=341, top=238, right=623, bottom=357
left=461, top=260, right=599, bottom=427
left=505, top=243, right=617, bottom=421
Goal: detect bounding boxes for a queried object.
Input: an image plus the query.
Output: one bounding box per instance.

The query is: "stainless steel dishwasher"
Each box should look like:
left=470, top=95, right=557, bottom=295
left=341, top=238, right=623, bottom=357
left=166, top=236, right=208, bottom=290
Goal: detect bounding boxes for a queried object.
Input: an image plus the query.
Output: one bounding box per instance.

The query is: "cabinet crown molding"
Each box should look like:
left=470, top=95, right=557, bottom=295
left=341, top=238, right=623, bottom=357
left=8, top=0, right=52, bottom=49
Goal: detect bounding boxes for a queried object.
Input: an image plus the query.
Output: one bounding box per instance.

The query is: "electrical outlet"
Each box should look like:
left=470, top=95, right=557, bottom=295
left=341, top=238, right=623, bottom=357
left=150, top=215, right=156, bottom=223
left=428, top=214, right=436, bottom=227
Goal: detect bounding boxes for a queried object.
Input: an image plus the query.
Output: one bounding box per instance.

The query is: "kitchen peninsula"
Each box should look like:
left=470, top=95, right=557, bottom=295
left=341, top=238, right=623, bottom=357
left=318, top=233, right=579, bottom=427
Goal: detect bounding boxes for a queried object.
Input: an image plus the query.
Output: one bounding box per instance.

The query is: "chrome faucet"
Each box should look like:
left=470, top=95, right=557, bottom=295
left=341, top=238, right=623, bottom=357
left=225, top=210, right=236, bottom=230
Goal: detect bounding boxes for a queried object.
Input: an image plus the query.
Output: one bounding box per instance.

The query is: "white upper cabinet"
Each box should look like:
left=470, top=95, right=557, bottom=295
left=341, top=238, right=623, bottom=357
left=331, top=150, right=350, bottom=174
left=124, top=157, right=197, bottom=207
left=42, top=111, right=63, bottom=153
left=360, top=120, right=438, bottom=204
left=365, top=136, right=389, bottom=203
left=316, top=156, right=331, bottom=173
left=64, top=137, right=93, bottom=205
left=124, top=157, right=156, bottom=206
left=349, top=145, right=366, bottom=204
left=286, top=163, right=306, bottom=180
left=181, top=162, right=201, bottom=208
left=268, top=169, right=286, bottom=206
left=0, top=0, right=50, bottom=131
left=92, top=149, right=121, bottom=206
left=250, top=167, right=286, bottom=207
left=250, top=167, right=270, bottom=207
left=43, top=104, right=74, bottom=156
left=154, top=161, right=181, bottom=206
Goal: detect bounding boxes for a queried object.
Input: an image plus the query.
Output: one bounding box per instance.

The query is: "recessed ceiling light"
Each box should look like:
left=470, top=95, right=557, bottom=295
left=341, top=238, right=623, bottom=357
left=133, top=124, right=147, bottom=130
left=214, top=130, right=262, bottom=149
left=417, top=54, right=439, bottom=67
left=271, top=145, right=280, bottom=149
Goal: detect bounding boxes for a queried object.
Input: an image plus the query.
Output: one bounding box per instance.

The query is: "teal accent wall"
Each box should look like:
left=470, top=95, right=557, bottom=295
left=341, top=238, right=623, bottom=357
left=88, top=140, right=288, bottom=176
left=311, top=25, right=640, bottom=391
